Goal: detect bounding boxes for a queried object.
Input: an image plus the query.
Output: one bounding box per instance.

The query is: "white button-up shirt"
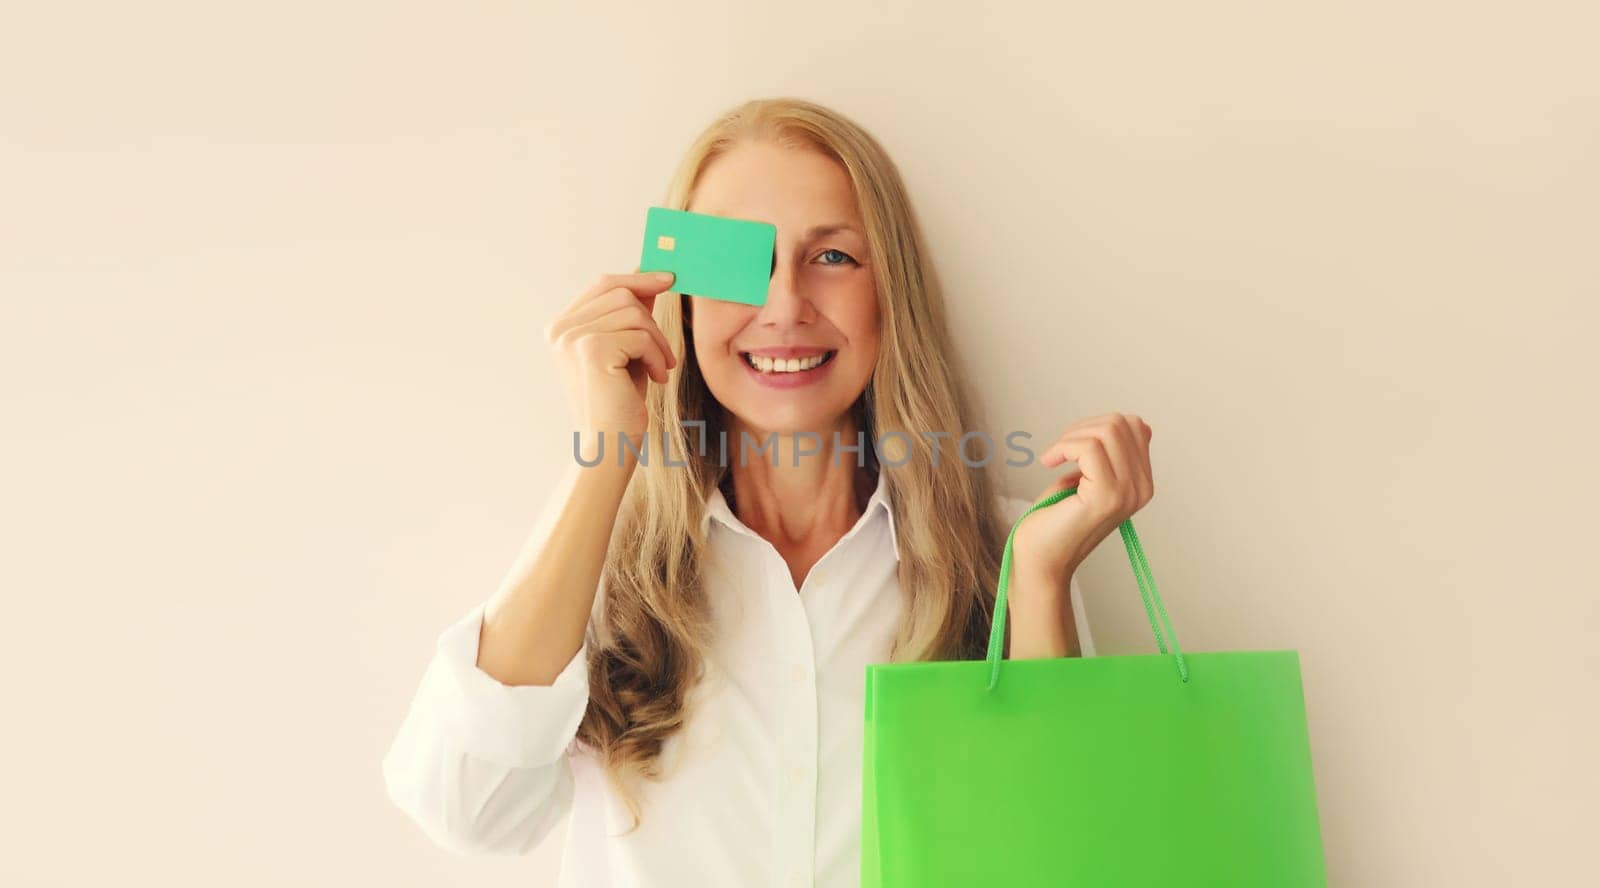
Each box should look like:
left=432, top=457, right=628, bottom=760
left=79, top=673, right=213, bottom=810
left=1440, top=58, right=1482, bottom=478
left=382, top=470, right=1094, bottom=887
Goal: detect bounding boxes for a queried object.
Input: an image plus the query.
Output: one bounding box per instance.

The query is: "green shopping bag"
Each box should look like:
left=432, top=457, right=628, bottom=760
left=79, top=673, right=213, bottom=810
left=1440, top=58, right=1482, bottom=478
left=861, top=487, right=1328, bottom=887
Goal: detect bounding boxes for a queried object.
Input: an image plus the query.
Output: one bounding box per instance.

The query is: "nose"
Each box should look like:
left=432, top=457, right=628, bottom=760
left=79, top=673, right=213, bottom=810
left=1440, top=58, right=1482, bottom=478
left=756, top=248, right=815, bottom=326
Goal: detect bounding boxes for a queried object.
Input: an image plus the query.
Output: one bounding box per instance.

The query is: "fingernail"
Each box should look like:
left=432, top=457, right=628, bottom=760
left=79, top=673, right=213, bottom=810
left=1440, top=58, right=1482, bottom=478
left=653, top=271, right=673, bottom=282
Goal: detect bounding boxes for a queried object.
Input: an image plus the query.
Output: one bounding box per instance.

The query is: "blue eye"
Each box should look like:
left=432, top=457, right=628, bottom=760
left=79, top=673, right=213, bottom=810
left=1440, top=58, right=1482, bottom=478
left=818, top=249, right=858, bottom=266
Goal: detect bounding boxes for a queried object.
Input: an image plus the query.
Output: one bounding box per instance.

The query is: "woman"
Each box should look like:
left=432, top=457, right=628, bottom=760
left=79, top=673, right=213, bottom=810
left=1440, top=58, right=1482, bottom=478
left=382, top=97, right=1154, bottom=888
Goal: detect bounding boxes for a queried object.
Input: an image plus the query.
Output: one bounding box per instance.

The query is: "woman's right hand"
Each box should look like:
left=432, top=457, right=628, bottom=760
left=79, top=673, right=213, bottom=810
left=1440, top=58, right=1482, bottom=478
left=544, top=270, right=679, bottom=451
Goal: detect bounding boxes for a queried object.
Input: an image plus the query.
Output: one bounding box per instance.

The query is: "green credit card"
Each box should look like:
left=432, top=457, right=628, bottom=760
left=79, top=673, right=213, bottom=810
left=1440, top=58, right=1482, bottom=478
left=639, top=206, right=775, bottom=306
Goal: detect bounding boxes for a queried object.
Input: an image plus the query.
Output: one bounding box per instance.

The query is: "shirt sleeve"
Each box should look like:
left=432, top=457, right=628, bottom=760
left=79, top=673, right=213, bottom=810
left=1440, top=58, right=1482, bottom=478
left=1069, top=573, right=1096, bottom=657
left=381, top=599, right=592, bottom=855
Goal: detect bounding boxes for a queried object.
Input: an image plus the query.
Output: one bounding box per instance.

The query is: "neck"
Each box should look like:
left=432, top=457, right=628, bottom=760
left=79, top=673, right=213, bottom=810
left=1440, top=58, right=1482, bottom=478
left=721, top=413, right=875, bottom=546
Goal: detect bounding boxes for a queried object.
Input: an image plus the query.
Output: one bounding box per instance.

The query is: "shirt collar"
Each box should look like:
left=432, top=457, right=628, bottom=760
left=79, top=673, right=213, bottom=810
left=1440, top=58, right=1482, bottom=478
left=702, top=467, right=900, bottom=562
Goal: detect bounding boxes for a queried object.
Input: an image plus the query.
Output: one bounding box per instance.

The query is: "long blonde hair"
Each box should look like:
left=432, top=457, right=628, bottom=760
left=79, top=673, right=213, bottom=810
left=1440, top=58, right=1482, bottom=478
left=576, top=97, right=1011, bottom=832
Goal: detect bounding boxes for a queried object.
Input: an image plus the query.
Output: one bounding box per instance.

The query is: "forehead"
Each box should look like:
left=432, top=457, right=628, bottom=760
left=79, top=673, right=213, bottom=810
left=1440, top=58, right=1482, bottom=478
left=688, top=141, right=863, bottom=233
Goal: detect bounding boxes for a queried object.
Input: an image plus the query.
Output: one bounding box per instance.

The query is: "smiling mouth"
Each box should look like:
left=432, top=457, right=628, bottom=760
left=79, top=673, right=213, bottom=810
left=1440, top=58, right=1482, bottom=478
left=740, top=351, right=838, bottom=374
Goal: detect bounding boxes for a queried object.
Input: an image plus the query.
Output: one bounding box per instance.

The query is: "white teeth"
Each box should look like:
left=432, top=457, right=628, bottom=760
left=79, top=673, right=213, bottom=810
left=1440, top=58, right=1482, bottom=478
left=744, top=352, right=831, bottom=373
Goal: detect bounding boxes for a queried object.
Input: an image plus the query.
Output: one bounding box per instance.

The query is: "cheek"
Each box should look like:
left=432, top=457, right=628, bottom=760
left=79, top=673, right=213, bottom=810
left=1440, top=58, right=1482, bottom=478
left=690, top=305, right=750, bottom=368
left=838, top=300, right=881, bottom=359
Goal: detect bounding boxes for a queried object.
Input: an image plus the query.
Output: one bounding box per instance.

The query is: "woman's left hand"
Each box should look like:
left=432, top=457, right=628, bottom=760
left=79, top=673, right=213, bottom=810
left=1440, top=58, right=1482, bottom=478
left=1009, top=412, right=1155, bottom=600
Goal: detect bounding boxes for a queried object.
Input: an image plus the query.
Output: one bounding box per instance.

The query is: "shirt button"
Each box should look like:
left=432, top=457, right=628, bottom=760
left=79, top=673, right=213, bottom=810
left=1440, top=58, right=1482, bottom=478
left=786, top=870, right=807, bottom=888
left=791, top=663, right=808, bottom=682
left=790, top=764, right=805, bottom=784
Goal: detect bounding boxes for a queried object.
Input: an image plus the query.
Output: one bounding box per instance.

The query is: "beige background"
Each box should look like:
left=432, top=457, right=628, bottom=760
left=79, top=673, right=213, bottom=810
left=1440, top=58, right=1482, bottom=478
left=3, top=2, right=1596, bottom=885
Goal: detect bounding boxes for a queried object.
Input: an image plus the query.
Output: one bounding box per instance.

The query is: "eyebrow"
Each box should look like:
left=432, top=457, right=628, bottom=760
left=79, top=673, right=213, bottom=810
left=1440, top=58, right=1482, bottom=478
left=803, top=223, right=861, bottom=239
left=697, top=209, right=861, bottom=240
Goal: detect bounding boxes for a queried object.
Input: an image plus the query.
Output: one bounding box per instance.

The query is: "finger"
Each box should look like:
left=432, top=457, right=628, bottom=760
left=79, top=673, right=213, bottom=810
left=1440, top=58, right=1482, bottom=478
left=614, top=328, right=672, bottom=385
left=1044, top=416, right=1139, bottom=493
left=588, top=300, right=677, bottom=372
left=1103, top=413, right=1151, bottom=502
left=548, top=287, right=637, bottom=347
left=1040, top=432, right=1072, bottom=468
left=1040, top=425, right=1101, bottom=468
left=1045, top=433, right=1118, bottom=490
left=554, top=271, right=677, bottom=329
left=1043, top=435, right=1126, bottom=540
left=1038, top=413, right=1126, bottom=467
left=1140, top=417, right=1155, bottom=492
left=550, top=287, right=679, bottom=368
left=625, top=265, right=676, bottom=312
left=598, top=269, right=676, bottom=300
left=1118, top=413, right=1154, bottom=502
left=573, top=325, right=673, bottom=385
left=1098, top=414, right=1143, bottom=506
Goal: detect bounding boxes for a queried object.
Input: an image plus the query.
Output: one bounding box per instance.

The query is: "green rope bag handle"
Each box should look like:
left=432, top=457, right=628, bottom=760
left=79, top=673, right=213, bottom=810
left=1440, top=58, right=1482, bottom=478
left=985, top=486, right=1190, bottom=691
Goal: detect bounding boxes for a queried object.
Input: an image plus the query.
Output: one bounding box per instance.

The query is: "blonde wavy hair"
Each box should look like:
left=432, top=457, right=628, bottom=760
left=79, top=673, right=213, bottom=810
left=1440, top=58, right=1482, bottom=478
left=575, top=97, right=1013, bottom=833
